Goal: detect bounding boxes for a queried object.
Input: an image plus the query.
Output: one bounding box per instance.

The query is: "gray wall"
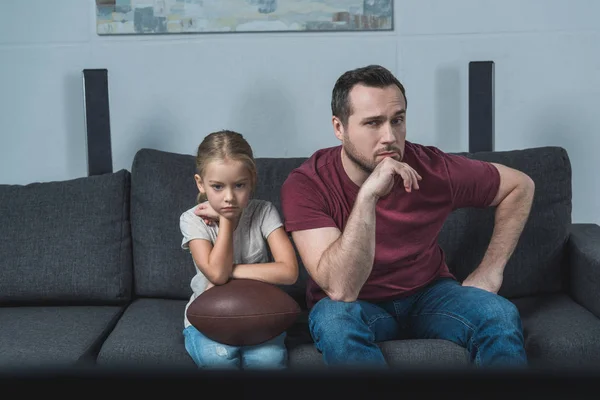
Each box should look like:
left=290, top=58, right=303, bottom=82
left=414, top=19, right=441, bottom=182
left=1, top=0, right=598, bottom=224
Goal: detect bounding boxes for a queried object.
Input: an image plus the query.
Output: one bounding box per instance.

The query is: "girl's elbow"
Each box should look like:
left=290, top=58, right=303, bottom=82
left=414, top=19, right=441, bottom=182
left=285, top=260, right=299, bottom=285
left=211, top=276, right=229, bottom=286
left=285, top=272, right=298, bottom=285
left=206, top=269, right=230, bottom=286
left=275, top=257, right=298, bottom=285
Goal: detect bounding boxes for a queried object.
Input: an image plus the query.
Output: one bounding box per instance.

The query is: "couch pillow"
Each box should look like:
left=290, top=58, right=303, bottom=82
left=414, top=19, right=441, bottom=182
left=0, top=169, right=132, bottom=305
left=129, top=148, right=197, bottom=300
left=438, top=146, right=572, bottom=299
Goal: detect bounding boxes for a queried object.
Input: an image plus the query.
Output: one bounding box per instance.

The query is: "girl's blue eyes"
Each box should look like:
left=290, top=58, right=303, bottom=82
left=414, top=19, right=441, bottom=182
left=211, top=184, right=246, bottom=190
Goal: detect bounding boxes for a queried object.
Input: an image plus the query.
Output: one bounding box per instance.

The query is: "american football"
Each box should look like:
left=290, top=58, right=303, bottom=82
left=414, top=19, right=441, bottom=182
left=186, top=278, right=302, bottom=346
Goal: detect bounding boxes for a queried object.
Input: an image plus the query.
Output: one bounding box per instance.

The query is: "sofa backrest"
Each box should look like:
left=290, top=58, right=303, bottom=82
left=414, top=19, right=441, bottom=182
left=130, top=148, right=200, bottom=300
left=130, top=145, right=572, bottom=306
left=129, top=148, right=308, bottom=303
left=0, top=169, right=133, bottom=305
left=438, top=146, right=572, bottom=299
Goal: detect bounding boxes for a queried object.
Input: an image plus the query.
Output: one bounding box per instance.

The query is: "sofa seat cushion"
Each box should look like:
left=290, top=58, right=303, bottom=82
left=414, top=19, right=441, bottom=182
left=512, top=292, right=600, bottom=369
left=288, top=339, right=470, bottom=369
left=96, top=298, right=196, bottom=369
left=0, top=306, right=123, bottom=368
left=98, top=298, right=470, bottom=370
left=285, top=310, right=470, bottom=368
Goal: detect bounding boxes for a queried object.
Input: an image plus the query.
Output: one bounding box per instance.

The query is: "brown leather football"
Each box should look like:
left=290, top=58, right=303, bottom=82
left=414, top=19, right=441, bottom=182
left=186, top=278, right=302, bottom=346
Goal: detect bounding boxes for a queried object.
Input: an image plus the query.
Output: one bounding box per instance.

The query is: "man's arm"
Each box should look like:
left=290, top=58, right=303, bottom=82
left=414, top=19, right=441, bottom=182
left=291, top=190, right=378, bottom=302
left=291, top=158, right=422, bottom=302
left=462, top=162, right=535, bottom=293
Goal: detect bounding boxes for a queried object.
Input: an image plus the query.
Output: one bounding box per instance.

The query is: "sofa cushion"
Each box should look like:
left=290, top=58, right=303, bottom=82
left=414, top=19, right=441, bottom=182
left=285, top=309, right=470, bottom=369
left=96, top=298, right=196, bottom=369
left=0, top=169, right=133, bottom=305
left=288, top=339, right=470, bottom=369
left=0, top=306, right=124, bottom=368
left=129, top=149, right=197, bottom=300
left=96, top=297, right=470, bottom=370
left=129, top=148, right=307, bottom=303
left=511, top=293, right=600, bottom=369
left=437, top=146, right=572, bottom=299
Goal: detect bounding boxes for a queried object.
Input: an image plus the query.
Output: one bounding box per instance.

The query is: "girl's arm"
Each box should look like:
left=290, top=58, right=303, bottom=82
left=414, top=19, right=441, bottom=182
left=187, top=216, right=236, bottom=285
left=231, top=227, right=299, bottom=285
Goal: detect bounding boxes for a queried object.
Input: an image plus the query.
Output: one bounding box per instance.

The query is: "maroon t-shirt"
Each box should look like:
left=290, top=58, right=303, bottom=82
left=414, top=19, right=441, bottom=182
left=280, top=141, right=501, bottom=309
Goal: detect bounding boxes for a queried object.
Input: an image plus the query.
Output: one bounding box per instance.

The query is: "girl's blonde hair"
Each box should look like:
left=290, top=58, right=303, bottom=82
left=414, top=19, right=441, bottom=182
left=195, top=130, right=257, bottom=204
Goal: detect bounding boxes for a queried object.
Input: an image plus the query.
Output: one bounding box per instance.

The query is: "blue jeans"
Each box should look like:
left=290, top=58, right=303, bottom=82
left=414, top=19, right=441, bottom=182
left=308, top=277, right=527, bottom=368
left=183, top=325, right=287, bottom=370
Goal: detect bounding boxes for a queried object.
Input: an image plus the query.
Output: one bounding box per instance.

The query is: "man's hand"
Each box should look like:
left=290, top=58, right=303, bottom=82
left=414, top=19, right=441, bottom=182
left=194, top=201, right=219, bottom=226
left=462, top=163, right=535, bottom=296
left=361, top=157, right=422, bottom=199
left=462, top=267, right=504, bottom=294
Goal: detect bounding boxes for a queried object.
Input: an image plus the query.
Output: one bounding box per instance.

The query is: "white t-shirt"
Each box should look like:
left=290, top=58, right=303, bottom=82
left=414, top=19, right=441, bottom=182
left=179, top=199, right=284, bottom=328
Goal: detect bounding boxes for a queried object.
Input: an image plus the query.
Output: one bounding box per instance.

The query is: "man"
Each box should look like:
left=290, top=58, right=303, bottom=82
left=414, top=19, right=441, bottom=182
left=280, top=65, right=535, bottom=368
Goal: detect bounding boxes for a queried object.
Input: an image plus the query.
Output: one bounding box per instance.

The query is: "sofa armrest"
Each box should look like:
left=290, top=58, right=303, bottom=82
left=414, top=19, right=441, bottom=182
left=568, top=223, right=600, bottom=318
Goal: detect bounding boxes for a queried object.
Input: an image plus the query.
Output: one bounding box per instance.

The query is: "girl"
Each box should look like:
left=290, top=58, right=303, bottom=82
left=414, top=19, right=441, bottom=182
left=179, top=129, right=299, bottom=370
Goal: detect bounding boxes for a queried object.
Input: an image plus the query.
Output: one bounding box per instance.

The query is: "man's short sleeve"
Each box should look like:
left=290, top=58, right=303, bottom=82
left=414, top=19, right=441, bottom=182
left=443, top=153, right=501, bottom=209
left=259, top=201, right=284, bottom=239
left=180, top=210, right=212, bottom=250
left=280, top=171, right=337, bottom=233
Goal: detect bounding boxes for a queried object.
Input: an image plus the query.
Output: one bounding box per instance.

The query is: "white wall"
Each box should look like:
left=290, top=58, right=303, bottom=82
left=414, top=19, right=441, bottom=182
left=1, top=0, right=598, bottom=225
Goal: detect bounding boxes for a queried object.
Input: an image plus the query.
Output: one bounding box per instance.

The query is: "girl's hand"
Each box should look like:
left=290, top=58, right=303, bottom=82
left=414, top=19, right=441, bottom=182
left=194, top=201, right=219, bottom=226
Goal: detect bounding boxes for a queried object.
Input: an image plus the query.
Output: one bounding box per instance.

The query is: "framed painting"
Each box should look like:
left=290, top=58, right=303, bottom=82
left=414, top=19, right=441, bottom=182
left=95, top=0, right=393, bottom=35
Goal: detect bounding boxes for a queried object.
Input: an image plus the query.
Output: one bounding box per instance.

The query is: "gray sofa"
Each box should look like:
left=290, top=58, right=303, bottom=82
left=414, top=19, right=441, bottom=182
left=1, top=145, right=599, bottom=372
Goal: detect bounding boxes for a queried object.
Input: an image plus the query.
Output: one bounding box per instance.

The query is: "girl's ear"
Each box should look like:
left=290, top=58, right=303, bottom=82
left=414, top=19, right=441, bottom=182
left=194, top=174, right=205, bottom=194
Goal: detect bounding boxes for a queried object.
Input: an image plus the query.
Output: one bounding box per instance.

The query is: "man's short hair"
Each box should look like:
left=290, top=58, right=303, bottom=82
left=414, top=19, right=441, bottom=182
left=331, top=64, right=407, bottom=126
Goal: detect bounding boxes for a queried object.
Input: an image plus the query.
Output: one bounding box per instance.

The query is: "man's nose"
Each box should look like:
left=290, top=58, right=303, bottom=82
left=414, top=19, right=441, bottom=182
left=381, top=123, right=396, bottom=144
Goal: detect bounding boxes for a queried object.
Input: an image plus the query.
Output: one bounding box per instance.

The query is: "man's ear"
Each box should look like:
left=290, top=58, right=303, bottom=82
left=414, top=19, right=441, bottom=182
left=332, top=116, right=345, bottom=142
left=194, top=174, right=205, bottom=194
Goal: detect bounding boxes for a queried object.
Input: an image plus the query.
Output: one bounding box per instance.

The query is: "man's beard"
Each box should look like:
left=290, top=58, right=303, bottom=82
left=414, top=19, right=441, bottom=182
left=344, top=139, right=375, bottom=173
left=343, top=135, right=401, bottom=174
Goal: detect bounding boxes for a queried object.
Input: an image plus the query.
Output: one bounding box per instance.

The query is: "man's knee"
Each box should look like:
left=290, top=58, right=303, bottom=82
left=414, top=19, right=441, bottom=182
left=310, top=297, right=362, bottom=315
left=462, top=291, right=527, bottom=365
left=309, top=297, right=365, bottom=324
left=478, top=292, right=523, bottom=331
left=308, top=297, right=367, bottom=338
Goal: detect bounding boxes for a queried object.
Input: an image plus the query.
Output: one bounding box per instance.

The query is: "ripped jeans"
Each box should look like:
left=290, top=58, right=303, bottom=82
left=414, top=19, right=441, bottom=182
left=183, top=325, right=287, bottom=370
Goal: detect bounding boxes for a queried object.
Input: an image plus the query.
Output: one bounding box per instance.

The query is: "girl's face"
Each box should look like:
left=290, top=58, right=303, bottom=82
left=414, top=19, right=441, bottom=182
left=195, top=158, right=253, bottom=219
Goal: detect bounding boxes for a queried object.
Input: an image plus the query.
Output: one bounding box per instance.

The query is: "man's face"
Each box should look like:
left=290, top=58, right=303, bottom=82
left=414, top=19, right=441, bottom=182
left=195, top=158, right=252, bottom=219
left=334, top=84, right=406, bottom=173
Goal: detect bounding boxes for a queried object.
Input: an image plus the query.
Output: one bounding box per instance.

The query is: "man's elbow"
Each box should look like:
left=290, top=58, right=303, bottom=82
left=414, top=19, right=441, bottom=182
left=327, top=289, right=358, bottom=303
left=520, top=173, right=535, bottom=203
left=525, top=173, right=535, bottom=193
left=315, top=265, right=359, bottom=302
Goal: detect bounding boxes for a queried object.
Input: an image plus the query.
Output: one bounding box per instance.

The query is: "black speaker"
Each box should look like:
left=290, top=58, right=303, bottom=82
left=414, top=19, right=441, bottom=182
left=83, top=69, right=113, bottom=176
left=468, top=61, right=494, bottom=153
